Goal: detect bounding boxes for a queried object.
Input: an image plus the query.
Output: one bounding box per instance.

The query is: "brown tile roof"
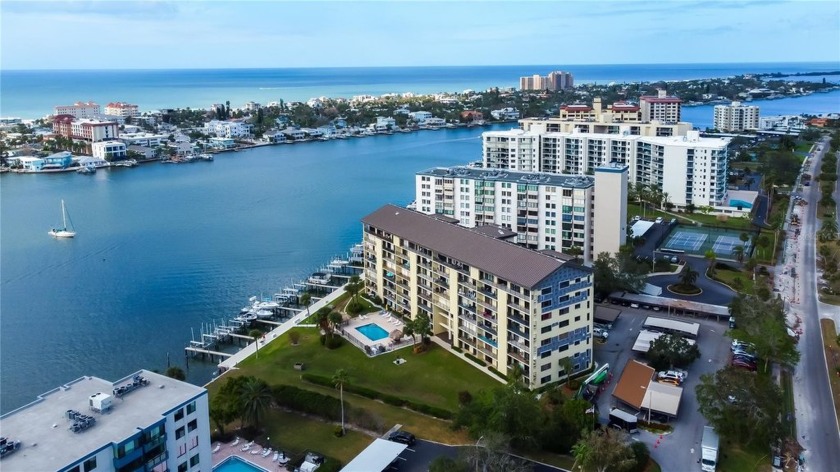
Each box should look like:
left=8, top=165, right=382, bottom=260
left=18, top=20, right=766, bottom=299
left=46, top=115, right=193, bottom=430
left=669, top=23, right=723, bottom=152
left=612, top=360, right=654, bottom=409
left=362, top=204, right=575, bottom=288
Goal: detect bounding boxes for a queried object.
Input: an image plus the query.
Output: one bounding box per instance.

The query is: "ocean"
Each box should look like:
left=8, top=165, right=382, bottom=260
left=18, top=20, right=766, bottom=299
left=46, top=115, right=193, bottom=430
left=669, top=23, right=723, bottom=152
left=2, top=62, right=839, bottom=119
left=1, top=63, right=839, bottom=413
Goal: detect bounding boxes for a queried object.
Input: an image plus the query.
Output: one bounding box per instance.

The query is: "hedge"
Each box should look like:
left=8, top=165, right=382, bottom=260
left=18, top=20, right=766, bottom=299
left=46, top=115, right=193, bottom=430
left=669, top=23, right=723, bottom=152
left=271, top=384, right=341, bottom=421
left=487, top=366, right=508, bottom=380
left=300, top=373, right=454, bottom=419
left=464, top=352, right=485, bottom=366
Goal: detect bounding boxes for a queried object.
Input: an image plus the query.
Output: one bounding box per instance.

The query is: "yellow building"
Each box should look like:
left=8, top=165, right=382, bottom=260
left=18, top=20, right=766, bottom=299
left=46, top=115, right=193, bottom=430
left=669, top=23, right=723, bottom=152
left=362, top=204, right=595, bottom=389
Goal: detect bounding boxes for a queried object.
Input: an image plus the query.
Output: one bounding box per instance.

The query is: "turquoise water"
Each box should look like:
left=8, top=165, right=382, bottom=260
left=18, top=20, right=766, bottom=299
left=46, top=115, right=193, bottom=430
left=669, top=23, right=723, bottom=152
left=2, top=63, right=837, bottom=119
left=214, top=456, right=268, bottom=472
left=0, top=124, right=506, bottom=413
left=355, top=323, right=390, bottom=342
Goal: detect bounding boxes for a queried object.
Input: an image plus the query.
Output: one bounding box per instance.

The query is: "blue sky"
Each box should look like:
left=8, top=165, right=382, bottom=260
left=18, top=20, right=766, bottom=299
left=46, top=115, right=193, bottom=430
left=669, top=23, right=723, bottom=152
left=2, top=0, right=839, bottom=69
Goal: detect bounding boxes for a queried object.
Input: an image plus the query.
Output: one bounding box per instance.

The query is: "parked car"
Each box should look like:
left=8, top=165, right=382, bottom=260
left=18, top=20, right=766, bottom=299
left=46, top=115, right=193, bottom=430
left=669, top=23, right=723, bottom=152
left=655, top=216, right=664, bottom=224
left=388, top=430, right=416, bottom=446
left=731, top=340, right=754, bottom=351
left=630, top=303, right=640, bottom=309
left=731, top=358, right=757, bottom=371
left=593, top=328, right=609, bottom=341
left=657, top=370, right=687, bottom=384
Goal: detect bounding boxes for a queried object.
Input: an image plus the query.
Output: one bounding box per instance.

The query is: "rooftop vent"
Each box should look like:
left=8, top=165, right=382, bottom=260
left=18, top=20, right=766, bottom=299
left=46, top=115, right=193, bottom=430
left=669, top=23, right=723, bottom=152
left=66, top=410, right=96, bottom=433
left=112, top=374, right=149, bottom=398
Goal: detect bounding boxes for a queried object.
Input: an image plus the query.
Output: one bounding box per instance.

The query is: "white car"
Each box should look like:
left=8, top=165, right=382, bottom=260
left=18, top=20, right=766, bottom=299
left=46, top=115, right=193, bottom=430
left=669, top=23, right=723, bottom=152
left=657, top=370, right=687, bottom=384
left=630, top=303, right=640, bottom=309
left=593, top=328, right=609, bottom=340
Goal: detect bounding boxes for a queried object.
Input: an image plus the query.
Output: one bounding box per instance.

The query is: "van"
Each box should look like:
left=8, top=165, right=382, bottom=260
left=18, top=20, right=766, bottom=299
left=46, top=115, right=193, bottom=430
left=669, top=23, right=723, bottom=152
left=609, top=408, right=639, bottom=433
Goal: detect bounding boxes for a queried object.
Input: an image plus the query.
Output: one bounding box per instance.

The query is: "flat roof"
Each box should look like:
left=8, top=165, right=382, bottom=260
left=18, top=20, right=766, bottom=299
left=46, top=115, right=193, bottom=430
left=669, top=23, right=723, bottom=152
left=643, top=316, right=701, bottom=337
left=0, top=370, right=205, bottom=471
left=418, top=166, right=594, bottom=189
left=341, top=438, right=406, bottom=472
left=362, top=205, right=586, bottom=288
left=632, top=330, right=696, bottom=353
left=630, top=220, right=655, bottom=238
left=594, top=305, right=621, bottom=323
left=612, top=360, right=655, bottom=409
left=642, top=381, right=683, bottom=417
left=609, top=292, right=729, bottom=316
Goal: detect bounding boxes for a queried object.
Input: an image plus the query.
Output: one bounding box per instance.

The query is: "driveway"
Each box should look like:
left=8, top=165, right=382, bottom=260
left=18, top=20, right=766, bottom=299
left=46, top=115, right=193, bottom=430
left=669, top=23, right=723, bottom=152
left=390, top=439, right=566, bottom=472
left=592, top=305, right=731, bottom=472
left=646, top=256, right=737, bottom=306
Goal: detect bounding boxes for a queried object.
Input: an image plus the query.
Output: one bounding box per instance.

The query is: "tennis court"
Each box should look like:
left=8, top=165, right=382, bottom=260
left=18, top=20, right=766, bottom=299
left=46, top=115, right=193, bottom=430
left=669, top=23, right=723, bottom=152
left=660, top=225, right=756, bottom=259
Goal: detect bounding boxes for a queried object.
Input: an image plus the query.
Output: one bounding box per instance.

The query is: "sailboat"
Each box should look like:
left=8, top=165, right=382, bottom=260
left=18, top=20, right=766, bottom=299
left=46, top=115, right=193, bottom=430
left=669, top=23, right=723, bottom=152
left=48, top=200, right=76, bottom=238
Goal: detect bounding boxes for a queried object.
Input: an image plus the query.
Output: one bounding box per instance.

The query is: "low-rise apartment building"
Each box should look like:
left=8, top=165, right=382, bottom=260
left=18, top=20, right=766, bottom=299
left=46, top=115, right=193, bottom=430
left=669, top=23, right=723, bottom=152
left=203, top=120, right=252, bottom=138
left=119, top=132, right=168, bottom=147
left=414, top=165, right=628, bottom=261
left=362, top=204, right=595, bottom=389
left=92, top=141, right=127, bottom=160
left=53, top=116, right=120, bottom=143
left=713, top=101, right=760, bottom=132
left=0, top=370, right=212, bottom=472
left=482, top=129, right=730, bottom=209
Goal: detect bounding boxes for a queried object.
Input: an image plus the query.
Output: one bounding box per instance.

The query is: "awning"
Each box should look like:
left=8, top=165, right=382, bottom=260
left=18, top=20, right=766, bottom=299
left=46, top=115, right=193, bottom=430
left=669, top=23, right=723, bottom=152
left=341, top=438, right=407, bottom=472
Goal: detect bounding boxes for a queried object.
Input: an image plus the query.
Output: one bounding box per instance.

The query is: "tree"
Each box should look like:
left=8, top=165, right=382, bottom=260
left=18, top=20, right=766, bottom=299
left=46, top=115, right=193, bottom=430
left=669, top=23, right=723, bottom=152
left=164, top=366, right=186, bottom=381
left=705, top=250, right=717, bottom=276
left=249, top=329, right=263, bottom=359
left=678, top=265, right=699, bottom=288
left=316, top=306, right=333, bottom=338
left=559, top=356, right=574, bottom=388
left=567, top=246, right=583, bottom=262
left=732, top=244, right=745, bottom=263
left=819, top=217, right=838, bottom=242
left=210, top=375, right=248, bottom=435
left=413, top=312, right=432, bottom=344
left=239, top=376, right=273, bottom=431
left=646, top=333, right=701, bottom=371
left=728, top=294, right=800, bottom=372
left=403, top=317, right=417, bottom=346
left=332, top=369, right=349, bottom=436
left=345, top=275, right=364, bottom=314
left=461, top=433, right=533, bottom=472
left=572, top=429, right=636, bottom=472
left=328, top=311, right=343, bottom=340
left=299, top=292, right=312, bottom=320
left=696, top=366, right=785, bottom=448
left=593, top=251, right=646, bottom=296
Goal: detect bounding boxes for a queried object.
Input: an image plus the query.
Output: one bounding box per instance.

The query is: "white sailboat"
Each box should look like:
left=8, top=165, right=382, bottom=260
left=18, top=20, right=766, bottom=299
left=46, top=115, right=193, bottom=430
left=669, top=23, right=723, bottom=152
left=48, top=199, right=76, bottom=238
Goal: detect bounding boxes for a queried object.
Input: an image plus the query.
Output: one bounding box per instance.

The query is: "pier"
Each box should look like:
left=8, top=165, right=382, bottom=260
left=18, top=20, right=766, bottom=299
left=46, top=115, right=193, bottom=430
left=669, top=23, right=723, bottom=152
left=184, top=346, right=233, bottom=361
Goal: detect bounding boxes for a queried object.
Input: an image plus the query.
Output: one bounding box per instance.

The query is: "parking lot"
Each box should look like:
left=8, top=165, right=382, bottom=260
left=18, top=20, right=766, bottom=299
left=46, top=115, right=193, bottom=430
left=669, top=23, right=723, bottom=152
left=386, top=439, right=564, bottom=472
left=592, top=304, right=731, bottom=472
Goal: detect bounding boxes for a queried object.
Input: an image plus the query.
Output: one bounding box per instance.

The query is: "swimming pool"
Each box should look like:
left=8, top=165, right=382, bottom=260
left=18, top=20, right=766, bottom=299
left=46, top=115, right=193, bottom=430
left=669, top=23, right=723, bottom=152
left=355, top=323, right=389, bottom=342
left=213, top=456, right=268, bottom=472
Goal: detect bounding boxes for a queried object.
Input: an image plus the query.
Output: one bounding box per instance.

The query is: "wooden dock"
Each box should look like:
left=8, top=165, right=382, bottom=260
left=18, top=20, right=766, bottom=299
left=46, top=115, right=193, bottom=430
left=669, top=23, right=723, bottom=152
left=184, top=346, right=233, bottom=360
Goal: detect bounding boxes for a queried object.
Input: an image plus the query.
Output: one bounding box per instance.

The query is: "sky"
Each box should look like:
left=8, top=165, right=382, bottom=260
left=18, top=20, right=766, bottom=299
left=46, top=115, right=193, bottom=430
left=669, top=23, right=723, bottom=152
left=2, top=0, right=839, bottom=70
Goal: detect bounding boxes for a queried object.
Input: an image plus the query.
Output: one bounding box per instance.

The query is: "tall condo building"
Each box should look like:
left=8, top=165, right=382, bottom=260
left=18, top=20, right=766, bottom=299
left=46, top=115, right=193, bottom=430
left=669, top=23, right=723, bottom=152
left=639, top=90, right=682, bottom=124
left=0, top=370, right=212, bottom=472
left=362, top=204, right=595, bottom=389
left=593, top=164, right=629, bottom=257
left=55, top=101, right=101, bottom=119
left=104, top=102, right=140, bottom=119
left=53, top=116, right=120, bottom=142
left=414, top=165, right=628, bottom=262
left=713, top=101, right=760, bottom=132
left=520, top=71, right=574, bottom=91
left=482, top=129, right=730, bottom=209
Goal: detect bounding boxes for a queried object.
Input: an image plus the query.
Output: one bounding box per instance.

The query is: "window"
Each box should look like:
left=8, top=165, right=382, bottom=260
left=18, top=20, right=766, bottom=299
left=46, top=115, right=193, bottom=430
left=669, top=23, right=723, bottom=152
left=174, top=408, right=184, bottom=422
left=178, top=462, right=188, bottom=472
left=541, top=325, right=551, bottom=334
left=187, top=419, right=198, bottom=432
left=540, top=375, right=552, bottom=384
left=69, top=467, right=81, bottom=472
left=190, top=436, right=199, bottom=450
left=189, top=455, right=200, bottom=467
left=540, top=363, right=551, bottom=372
left=83, top=458, right=97, bottom=472
left=186, top=402, right=196, bottom=415
left=176, top=426, right=185, bottom=439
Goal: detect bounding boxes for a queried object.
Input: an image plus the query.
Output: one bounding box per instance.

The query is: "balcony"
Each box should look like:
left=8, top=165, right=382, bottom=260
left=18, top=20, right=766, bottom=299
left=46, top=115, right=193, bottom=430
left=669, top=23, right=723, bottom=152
left=508, top=350, right=529, bottom=363
left=508, top=314, right=529, bottom=326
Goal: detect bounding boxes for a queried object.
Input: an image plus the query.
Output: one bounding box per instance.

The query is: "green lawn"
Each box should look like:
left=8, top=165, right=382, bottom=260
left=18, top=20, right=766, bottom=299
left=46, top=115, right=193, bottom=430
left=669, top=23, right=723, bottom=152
left=626, top=203, right=754, bottom=231
left=261, top=409, right=373, bottom=464
left=236, top=328, right=501, bottom=413
left=712, top=265, right=757, bottom=294
left=717, top=440, right=771, bottom=472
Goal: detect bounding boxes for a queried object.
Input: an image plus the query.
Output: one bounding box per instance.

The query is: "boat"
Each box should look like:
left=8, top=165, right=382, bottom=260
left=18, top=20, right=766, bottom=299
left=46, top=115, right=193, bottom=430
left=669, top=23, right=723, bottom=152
left=49, top=200, right=76, bottom=238
left=198, top=153, right=214, bottom=161
left=76, top=166, right=95, bottom=174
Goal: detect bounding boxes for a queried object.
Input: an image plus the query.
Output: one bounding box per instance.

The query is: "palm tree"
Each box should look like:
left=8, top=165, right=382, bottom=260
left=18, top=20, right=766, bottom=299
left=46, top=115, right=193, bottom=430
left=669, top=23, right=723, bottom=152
left=238, top=377, right=272, bottom=431
left=402, top=318, right=417, bottom=346
left=679, top=266, right=699, bottom=288
left=249, top=329, right=262, bottom=359
left=299, top=292, right=312, bottom=320
left=732, top=245, right=745, bottom=263
left=704, top=250, right=717, bottom=277
left=332, top=369, right=349, bottom=435
left=316, top=306, right=332, bottom=337
left=819, top=217, right=838, bottom=242
left=328, top=311, right=343, bottom=339
left=164, top=366, right=186, bottom=380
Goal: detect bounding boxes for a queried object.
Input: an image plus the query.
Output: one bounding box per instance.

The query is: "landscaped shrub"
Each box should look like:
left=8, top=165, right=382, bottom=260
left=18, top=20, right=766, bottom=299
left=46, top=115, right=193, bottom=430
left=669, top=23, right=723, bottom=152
left=325, top=336, right=344, bottom=349
left=628, top=441, right=650, bottom=472
left=271, top=384, right=341, bottom=421
left=487, top=366, right=507, bottom=380
left=464, top=353, right=485, bottom=366
left=349, top=407, right=386, bottom=433
left=458, top=390, right=473, bottom=405
left=289, top=330, right=301, bottom=345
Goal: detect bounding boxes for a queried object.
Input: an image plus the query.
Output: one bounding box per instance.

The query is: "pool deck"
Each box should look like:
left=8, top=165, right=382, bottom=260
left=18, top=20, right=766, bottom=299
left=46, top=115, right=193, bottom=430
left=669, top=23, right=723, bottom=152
left=213, top=438, right=291, bottom=471
left=343, top=310, right=412, bottom=351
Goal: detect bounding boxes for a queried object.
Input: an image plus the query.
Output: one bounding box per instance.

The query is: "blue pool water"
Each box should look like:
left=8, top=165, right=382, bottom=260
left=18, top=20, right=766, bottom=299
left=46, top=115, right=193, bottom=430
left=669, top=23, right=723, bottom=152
left=355, top=323, right=389, bottom=342
left=214, top=456, right=268, bottom=472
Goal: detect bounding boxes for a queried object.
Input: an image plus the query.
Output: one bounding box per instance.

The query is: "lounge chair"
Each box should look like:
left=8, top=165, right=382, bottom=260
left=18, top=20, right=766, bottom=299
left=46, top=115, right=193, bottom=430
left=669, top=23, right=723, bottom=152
left=231, top=437, right=240, bottom=447
left=272, top=452, right=280, bottom=462
left=262, top=448, right=272, bottom=458
left=240, top=441, right=253, bottom=452
left=249, top=446, right=262, bottom=455
left=212, top=444, right=221, bottom=454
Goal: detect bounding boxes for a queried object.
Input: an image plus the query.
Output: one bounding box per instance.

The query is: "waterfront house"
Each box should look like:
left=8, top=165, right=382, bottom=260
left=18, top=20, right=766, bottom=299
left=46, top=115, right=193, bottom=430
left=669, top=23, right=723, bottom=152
left=282, top=129, right=307, bottom=142
left=127, top=145, right=155, bottom=159
left=460, top=110, right=484, bottom=122
left=92, top=141, right=127, bottom=161
left=490, top=107, right=520, bottom=120
left=204, top=120, right=252, bottom=138
left=264, top=131, right=287, bottom=144
left=78, top=156, right=110, bottom=169
left=375, top=116, right=397, bottom=129
left=118, top=132, right=166, bottom=147
left=19, top=156, right=44, bottom=171
left=172, top=140, right=197, bottom=157
left=424, top=117, right=446, bottom=127
left=301, top=128, right=324, bottom=139
left=208, top=137, right=236, bottom=149
left=42, top=151, right=73, bottom=169
left=331, top=117, right=348, bottom=129
left=408, top=111, right=432, bottom=123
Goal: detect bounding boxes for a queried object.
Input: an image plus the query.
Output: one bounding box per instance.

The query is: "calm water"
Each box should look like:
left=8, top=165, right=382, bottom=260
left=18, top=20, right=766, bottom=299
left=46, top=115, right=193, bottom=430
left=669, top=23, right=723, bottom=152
left=2, top=62, right=838, bottom=119
left=0, top=125, right=503, bottom=412
left=681, top=89, right=840, bottom=129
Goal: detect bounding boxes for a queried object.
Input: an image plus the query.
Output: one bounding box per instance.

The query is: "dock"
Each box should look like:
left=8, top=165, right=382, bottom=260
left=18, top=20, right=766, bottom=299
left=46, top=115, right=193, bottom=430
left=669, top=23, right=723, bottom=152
left=184, top=346, right=233, bottom=361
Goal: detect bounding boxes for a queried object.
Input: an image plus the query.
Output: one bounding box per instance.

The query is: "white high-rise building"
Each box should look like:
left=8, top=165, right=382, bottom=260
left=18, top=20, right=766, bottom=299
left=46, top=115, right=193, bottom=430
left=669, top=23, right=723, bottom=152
left=593, top=164, right=629, bottom=257
left=713, top=102, right=760, bottom=132
left=0, top=370, right=212, bottom=472
left=482, top=129, right=730, bottom=209
left=55, top=101, right=101, bottom=119
left=104, top=102, right=140, bottom=119
left=640, top=90, right=682, bottom=124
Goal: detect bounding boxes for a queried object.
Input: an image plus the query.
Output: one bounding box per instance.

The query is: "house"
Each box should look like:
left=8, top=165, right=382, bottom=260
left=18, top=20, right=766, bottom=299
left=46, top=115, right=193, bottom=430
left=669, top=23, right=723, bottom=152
left=408, top=111, right=432, bottom=123
left=19, top=156, right=45, bottom=171
left=92, top=141, right=127, bottom=160
left=78, top=156, right=110, bottom=169
left=208, top=137, right=236, bottom=149
left=490, top=107, right=520, bottom=120
left=172, top=140, right=197, bottom=156
left=460, top=110, right=484, bottom=122
left=264, top=131, right=287, bottom=144
left=42, top=151, right=74, bottom=169
left=376, top=116, right=396, bottom=128
left=127, top=145, right=155, bottom=159
left=282, top=129, right=307, bottom=142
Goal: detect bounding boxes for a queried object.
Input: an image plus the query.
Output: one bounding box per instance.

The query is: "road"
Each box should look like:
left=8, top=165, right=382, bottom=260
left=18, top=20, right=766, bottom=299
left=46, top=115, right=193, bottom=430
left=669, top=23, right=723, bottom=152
left=789, top=136, right=840, bottom=471
left=646, top=256, right=736, bottom=305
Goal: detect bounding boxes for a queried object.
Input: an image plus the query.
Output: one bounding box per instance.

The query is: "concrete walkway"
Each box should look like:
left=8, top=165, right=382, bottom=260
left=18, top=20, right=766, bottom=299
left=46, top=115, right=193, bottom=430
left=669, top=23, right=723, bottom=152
left=217, top=284, right=348, bottom=372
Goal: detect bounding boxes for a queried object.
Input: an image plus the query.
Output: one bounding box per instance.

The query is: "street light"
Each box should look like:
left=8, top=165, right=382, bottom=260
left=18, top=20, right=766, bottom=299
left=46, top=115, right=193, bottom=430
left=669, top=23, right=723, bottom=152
left=475, top=436, right=485, bottom=472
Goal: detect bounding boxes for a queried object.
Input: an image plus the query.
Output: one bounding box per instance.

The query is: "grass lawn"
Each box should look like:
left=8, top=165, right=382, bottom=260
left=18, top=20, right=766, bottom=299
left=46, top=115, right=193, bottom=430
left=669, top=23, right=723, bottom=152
left=820, top=319, right=840, bottom=429
left=235, top=328, right=500, bottom=412
left=261, top=409, right=373, bottom=464
left=626, top=203, right=754, bottom=231
left=780, top=369, right=796, bottom=438
left=712, top=264, right=757, bottom=294
left=717, top=440, right=772, bottom=472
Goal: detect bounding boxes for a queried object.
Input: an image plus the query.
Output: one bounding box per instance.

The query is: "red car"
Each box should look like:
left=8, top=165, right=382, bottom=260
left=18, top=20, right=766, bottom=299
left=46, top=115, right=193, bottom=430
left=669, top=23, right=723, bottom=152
left=731, top=358, right=757, bottom=371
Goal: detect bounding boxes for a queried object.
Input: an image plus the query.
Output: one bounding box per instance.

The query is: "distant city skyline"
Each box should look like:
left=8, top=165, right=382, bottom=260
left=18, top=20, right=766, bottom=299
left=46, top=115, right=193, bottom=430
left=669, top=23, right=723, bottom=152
left=1, top=1, right=839, bottom=70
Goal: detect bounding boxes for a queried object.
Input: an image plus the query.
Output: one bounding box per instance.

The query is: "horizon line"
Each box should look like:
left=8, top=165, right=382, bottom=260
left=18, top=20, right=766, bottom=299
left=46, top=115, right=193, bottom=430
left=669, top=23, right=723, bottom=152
left=3, top=60, right=839, bottom=73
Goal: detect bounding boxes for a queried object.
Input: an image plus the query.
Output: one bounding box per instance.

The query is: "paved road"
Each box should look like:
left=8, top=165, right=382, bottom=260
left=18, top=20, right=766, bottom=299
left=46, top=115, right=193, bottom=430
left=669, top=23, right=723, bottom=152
left=788, top=136, right=840, bottom=471
left=646, top=256, right=737, bottom=305
left=392, top=439, right=566, bottom=472
left=592, top=306, right=730, bottom=472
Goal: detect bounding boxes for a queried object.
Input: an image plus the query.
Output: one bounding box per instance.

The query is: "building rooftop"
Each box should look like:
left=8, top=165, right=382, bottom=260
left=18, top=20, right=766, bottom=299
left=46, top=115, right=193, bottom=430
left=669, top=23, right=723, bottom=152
left=417, top=166, right=594, bottom=189
left=362, top=204, right=582, bottom=289
left=612, top=359, right=654, bottom=409
left=472, top=224, right=518, bottom=240
left=0, top=370, right=205, bottom=471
